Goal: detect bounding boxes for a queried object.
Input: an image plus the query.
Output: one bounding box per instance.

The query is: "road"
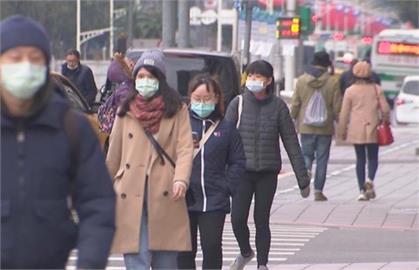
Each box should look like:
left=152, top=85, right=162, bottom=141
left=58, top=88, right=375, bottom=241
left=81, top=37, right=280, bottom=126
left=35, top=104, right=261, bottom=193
left=67, top=124, right=419, bottom=270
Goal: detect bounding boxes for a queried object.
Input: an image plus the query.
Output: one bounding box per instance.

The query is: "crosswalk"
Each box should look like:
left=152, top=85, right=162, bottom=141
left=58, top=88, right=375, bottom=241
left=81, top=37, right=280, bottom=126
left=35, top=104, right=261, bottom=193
left=67, top=223, right=326, bottom=269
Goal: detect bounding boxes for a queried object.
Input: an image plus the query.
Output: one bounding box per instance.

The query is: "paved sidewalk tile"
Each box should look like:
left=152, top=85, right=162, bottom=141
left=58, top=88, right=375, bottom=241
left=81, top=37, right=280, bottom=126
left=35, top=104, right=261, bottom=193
left=269, top=264, right=310, bottom=270
left=324, top=204, right=365, bottom=227
left=295, top=204, right=336, bottom=224
left=382, top=212, right=417, bottom=229
left=341, top=263, right=387, bottom=270
left=304, top=264, right=348, bottom=270
left=352, top=206, right=388, bottom=227
left=380, top=261, right=419, bottom=270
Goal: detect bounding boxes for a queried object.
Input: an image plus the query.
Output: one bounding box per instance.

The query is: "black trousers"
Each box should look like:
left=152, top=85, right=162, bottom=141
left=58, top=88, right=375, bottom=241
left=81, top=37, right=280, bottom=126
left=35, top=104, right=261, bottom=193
left=231, top=171, right=278, bottom=266
left=177, top=211, right=226, bottom=270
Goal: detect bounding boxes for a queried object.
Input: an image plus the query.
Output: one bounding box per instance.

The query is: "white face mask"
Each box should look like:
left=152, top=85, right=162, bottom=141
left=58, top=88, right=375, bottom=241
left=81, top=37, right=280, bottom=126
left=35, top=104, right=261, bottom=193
left=0, top=62, right=47, bottom=100
left=67, top=64, right=78, bottom=70
left=245, top=79, right=265, bottom=93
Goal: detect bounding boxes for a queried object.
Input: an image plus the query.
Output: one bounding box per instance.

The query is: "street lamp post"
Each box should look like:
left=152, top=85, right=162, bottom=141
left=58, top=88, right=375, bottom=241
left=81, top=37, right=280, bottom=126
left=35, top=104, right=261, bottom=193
left=110, top=0, right=114, bottom=57
left=76, top=0, right=81, bottom=52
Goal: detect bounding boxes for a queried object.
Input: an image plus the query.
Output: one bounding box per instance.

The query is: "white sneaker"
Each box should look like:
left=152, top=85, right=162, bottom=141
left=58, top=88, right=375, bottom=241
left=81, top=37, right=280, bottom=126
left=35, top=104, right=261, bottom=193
left=358, top=192, right=369, bottom=201
left=230, top=250, right=255, bottom=270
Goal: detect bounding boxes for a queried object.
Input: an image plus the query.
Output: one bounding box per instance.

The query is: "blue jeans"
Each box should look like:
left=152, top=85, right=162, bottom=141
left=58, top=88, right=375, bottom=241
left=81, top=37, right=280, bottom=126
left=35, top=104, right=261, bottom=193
left=354, top=144, right=379, bottom=192
left=124, top=205, right=178, bottom=270
left=300, top=134, right=332, bottom=192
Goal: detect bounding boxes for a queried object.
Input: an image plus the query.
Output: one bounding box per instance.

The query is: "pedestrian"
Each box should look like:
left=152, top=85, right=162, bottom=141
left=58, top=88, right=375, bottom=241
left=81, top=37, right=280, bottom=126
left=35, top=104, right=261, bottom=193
left=225, top=60, right=310, bottom=270
left=337, top=61, right=390, bottom=201
left=0, top=15, right=115, bottom=269
left=177, top=74, right=246, bottom=270
left=291, top=51, right=342, bottom=201
left=340, top=59, right=381, bottom=96
left=98, top=52, right=137, bottom=134
left=61, top=48, right=97, bottom=106
left=106, top=49, right=194, bottom=269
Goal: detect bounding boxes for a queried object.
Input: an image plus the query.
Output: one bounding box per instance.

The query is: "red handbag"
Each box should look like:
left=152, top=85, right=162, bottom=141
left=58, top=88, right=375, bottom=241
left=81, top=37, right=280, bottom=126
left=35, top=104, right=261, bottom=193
left=375, top=86, right=394, bottom=146
left=377, top=121, right=394, bottom=146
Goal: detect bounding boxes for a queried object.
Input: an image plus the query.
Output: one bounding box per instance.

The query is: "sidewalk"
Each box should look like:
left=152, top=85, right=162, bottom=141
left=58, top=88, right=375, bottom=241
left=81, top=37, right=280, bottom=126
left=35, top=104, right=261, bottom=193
left=271, top=126, right=419, bottom=231
left=269, top=261, right=419, bottom=270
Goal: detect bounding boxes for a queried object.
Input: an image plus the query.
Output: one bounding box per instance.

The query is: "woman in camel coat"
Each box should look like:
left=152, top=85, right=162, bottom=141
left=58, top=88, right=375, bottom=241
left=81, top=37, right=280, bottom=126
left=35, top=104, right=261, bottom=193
left=338, top=61, right=390, bottom=201
left=106, top=49, right=194, bottom=269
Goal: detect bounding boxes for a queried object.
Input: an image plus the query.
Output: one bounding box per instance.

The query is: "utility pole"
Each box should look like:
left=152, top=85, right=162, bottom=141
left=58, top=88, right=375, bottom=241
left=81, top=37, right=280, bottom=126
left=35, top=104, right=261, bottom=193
left=162, top=0, right=176, bottom=48
left=76, top=0, right=81, bottom=52
left=283, top=0, right=297, bottom=93
left=178, top=0, right=190, bottom=48
left=242, top=0, right=253, bottom=69
left=127, top=0, right=134, bottom=48
left=110, top=0, right=114, bottom=57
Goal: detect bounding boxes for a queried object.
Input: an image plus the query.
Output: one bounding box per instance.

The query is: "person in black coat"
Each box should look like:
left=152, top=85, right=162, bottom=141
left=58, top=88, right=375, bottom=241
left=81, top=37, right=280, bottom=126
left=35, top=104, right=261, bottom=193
left=177, top=74, right=246, bottom=270
left=62, top=49, right=98, bottom=106
left=340, top=59, right=381, bottom=95
left=0, top=15, right=115, bottom=269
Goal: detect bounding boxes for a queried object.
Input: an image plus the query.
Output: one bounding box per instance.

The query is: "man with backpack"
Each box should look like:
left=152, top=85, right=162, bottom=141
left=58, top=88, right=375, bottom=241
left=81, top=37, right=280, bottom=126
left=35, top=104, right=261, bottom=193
left=291, top=51, right=342, bottom=201
left=0, top=15, right=115, bottom=269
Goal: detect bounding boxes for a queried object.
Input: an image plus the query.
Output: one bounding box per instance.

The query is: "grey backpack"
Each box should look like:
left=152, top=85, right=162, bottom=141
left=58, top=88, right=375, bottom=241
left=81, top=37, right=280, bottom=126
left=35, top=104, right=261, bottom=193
left=303, top=88, right=328, bottom=127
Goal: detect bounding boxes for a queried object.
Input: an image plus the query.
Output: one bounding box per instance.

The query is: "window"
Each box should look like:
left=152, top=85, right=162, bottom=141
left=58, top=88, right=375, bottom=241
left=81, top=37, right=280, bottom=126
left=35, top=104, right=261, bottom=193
left=402, top=80, right=419, bottom=96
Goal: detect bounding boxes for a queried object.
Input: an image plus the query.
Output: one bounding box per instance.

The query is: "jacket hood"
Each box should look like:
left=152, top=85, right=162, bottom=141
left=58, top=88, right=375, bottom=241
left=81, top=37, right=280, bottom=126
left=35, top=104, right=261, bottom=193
left=304, top=66, right=330, bottom=89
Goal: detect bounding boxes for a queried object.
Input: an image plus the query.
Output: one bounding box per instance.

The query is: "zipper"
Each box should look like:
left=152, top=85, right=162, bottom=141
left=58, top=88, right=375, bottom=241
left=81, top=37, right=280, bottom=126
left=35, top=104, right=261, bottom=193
left=200, top=120, right=207, bottom=212
left=15, top=122, right=26, bottom=267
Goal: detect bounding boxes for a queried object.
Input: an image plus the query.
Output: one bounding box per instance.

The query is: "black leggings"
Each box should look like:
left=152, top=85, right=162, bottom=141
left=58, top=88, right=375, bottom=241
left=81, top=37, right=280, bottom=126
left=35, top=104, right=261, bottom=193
left=354, top=144, right=379, bottom=191
left=231, top=171, right=278, bottom=266
left=177, top=211, right=226, bottom=270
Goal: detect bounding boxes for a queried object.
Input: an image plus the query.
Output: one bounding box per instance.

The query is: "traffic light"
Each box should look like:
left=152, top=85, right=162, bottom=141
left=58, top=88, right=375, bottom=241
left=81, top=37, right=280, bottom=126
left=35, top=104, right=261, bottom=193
left=299, top=6, right=313, bottom=35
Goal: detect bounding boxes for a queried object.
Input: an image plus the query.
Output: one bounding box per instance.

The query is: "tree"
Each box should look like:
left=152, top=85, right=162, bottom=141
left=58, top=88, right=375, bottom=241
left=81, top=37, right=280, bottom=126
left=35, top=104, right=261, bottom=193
left=371, top=0, right=419, bottom=27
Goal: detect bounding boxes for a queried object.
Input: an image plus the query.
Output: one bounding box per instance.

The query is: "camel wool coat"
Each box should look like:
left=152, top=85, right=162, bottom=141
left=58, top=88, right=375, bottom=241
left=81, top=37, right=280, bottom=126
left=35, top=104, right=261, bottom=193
left=337, top=83, right=390, bottom=144
left=106, top=104, right=194, bottom=254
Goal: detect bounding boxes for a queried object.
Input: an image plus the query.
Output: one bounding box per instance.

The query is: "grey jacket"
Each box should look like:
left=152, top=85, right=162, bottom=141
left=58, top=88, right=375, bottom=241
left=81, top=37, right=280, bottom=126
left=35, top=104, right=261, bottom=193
left=225, top=91, right=309, bottom=189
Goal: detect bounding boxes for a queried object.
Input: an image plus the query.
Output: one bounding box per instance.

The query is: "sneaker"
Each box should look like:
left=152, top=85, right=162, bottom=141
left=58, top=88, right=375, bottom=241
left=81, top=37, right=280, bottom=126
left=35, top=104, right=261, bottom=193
left=358, top=192, right=369, bottom=201
left=258, top=266, right=269, bottom=270
left=314, top=191, right=328, bottom=201
left=364, top=180, right=376, bottom=199
left=230, top=250, right=255, bottom=270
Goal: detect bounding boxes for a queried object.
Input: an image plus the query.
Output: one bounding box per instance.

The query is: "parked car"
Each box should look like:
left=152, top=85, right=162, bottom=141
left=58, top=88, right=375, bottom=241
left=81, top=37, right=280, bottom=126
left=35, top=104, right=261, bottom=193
left=100, top=49, right=241, bottom=107
left=50, top=72, right=108, bottom=147
left=394, top=75, right=419, bottom=124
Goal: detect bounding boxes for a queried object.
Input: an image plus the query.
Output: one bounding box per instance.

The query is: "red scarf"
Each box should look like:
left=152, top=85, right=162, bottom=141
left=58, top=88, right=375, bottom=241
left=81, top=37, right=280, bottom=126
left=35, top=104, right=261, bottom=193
left=129, top=95, right=165, bottom=134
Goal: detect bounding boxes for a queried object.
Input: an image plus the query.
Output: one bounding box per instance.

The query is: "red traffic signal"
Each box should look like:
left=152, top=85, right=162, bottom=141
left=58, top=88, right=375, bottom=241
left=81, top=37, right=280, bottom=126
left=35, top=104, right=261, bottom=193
left=311, top=14, right=319, bottom=23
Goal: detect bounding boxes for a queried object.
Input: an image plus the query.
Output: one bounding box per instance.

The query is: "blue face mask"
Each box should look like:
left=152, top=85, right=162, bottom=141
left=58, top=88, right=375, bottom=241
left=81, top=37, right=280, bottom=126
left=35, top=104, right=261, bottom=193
left=191, top=102, right=215, bottom=118
left=245, top=79, right=264, bottom=92
left=135, top=78, right=159, bottom=98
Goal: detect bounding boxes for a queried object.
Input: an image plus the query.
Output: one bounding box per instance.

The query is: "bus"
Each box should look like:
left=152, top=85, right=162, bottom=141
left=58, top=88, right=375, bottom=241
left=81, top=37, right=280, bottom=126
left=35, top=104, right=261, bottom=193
left=371, top=29, right=419, bottom=105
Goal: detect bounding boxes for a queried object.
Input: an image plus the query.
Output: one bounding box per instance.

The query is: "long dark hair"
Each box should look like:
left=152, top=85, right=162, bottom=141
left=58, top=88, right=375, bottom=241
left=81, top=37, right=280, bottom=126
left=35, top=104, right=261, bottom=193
left=117, top=65, right=182, bottom=118
left=188, top=73, right=225, bottom=119
left=245, top=60, right=275, bottom=94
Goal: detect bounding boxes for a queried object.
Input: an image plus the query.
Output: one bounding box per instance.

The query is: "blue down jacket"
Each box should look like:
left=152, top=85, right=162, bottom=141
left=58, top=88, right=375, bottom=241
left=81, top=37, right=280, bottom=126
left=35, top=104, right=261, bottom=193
left=187, top=111, right=246, bottom=213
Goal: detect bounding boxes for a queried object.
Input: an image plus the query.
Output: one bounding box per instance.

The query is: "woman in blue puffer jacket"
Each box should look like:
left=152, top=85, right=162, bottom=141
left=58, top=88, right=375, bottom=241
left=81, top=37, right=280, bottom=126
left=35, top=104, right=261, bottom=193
left=177, top=74, right=246, bottom=270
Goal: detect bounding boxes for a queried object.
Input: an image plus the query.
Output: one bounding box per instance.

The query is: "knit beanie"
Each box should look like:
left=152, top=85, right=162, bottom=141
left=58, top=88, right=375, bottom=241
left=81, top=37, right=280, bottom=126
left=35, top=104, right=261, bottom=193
left=352, top=61, right=372, bottom=79
left=133, top=49, right=166, bottom=78
left=0, top=15, right=51, bottom=63
left=311, top=51, right=331, bottom=68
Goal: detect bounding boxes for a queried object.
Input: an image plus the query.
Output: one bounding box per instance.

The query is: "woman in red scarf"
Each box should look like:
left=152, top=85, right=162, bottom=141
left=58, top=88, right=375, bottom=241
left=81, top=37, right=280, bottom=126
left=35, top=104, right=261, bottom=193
left=106, top=49, right=194, bottom=269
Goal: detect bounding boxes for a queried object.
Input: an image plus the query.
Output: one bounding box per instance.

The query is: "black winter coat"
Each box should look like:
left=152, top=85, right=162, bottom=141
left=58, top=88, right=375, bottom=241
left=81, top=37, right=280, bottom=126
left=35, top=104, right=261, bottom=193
left=188, top=112, right=246, bottom=213
left=225, top=90, right=309, bottom=189
left=1, top=93, right=115, bottom=269
left=62, top=63, right=97, bottom=106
